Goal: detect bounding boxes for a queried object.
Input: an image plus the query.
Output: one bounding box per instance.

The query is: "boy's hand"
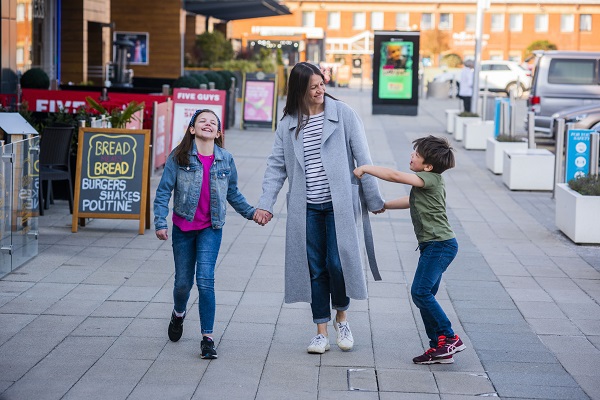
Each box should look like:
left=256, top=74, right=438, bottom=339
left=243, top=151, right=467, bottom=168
left=353, top=166, right=365, bottom=179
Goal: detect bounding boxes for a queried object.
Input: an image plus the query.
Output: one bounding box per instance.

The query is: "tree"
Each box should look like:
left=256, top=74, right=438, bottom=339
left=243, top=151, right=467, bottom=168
left=421, top=29, right=451, bottom=67
left=193, top=31, right=234, bottom=68
left=525, top=40, right=557, bottom=59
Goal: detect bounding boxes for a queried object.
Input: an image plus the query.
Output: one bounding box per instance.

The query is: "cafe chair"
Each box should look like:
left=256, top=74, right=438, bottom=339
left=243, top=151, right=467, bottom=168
left=38, top=126, right=75, bottom=215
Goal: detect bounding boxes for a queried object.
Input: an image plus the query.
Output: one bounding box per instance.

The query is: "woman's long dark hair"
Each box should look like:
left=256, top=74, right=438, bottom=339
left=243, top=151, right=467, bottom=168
left=283, top=62, right=337, bottom=137
left=173, top=109, right=223, bottom=166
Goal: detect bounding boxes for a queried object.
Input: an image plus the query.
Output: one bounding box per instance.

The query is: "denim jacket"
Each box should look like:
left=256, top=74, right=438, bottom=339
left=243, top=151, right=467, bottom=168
left=154, top=143, right=255, bottom=231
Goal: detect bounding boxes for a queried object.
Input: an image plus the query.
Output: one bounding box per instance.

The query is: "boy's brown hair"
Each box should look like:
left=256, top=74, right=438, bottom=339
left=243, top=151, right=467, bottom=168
left=413, top=135, right=455, bottom=174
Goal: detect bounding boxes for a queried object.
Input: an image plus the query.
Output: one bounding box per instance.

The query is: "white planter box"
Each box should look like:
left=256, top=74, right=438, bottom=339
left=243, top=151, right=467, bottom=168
left=445, top=109, right=461, bottom=134
left=485, top=138, right=528, bottom=174
left=453, top=116, right=480, bottom=141
left=502, top=149, right=555, bottom=191
left=464, top=121, right=495, bottom=150
left=555, top=183, right=600, bottom=244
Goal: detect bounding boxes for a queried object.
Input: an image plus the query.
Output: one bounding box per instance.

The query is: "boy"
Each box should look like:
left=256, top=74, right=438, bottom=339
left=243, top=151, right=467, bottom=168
left=354, top=135, right=465, bottom=364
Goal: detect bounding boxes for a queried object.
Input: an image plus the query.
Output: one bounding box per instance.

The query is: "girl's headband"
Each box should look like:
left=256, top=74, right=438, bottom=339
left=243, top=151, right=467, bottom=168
left=188, top=109, right=221, bottom=132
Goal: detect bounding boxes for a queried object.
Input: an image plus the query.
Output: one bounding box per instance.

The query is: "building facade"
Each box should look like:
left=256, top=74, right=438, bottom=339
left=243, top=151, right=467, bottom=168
left=229, top=0, right=600, bottom=79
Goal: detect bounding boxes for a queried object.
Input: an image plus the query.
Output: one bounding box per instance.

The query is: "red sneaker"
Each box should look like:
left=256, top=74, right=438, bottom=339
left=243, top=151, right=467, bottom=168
left=430, top=335, right=466, bottom=358
left=413, top=348, right=454, bottom=364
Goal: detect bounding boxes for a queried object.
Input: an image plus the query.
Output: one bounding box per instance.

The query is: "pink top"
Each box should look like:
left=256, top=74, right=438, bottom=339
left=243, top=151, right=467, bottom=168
left=173, top=153, right=214, bottom=231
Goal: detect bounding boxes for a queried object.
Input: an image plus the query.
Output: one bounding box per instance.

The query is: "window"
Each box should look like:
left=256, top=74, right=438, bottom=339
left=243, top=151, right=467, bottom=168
left=535, top=14, right=548, bottom=32
left=548, top=59, right=595, bottom=85
left=491, top=14, right=504, bottom=32
left=371, top=12, right=384, bottom=30
left=561, top=14, right=574, bottom=32
left=16, top=47, right=24, bottom=64
left=465, top=13, right=476, bottom=31
left=395, top=13, right=410, bottom=30
left=439, top=13, right=452, bottom=30
left=580, top=14, right=592, bottom=32
left=421, top=13, right=434, bottom=30
left=353, top=12, right=366, bottom=29
left=302, top=11, right=315, bottom=28
left=509, top=14, right=522, bottom=32
left=16, top=3, right=26, bottom=22
left=328, top=11, right=340, bottom=29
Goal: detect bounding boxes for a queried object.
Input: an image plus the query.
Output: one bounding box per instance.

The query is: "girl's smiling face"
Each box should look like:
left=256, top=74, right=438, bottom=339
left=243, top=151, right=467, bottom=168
left=191, top=112, right=220, bottom=141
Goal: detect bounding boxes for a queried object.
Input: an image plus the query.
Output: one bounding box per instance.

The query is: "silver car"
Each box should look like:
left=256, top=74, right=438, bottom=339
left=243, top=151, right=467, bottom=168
left=549, top=103, right=600, bottom=139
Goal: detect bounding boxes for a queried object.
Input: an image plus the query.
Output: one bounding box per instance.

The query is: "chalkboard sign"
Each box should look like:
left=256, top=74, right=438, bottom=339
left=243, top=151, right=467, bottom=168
left=72, top=128, right=151, bottom=234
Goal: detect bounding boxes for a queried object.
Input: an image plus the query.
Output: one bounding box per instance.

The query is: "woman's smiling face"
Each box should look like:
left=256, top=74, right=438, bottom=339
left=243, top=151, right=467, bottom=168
left=305, top=74, right=326, bottom=110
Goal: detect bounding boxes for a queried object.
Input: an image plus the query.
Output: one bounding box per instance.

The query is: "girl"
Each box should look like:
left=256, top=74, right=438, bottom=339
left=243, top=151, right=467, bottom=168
left=154, top=109, right=257, bottom=359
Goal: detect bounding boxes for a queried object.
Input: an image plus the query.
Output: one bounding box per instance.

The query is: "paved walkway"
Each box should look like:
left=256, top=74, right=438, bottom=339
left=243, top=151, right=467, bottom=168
left=1, top=88, right=599, bottom=400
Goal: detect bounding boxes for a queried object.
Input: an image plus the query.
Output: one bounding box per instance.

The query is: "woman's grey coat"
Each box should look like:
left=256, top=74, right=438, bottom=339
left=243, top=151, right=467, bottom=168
left=257, top=96, right=385, bottom=304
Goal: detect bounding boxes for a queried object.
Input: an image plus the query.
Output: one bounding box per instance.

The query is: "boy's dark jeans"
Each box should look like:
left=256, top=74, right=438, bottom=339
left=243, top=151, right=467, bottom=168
left=411, top=238, right=458, bottom=348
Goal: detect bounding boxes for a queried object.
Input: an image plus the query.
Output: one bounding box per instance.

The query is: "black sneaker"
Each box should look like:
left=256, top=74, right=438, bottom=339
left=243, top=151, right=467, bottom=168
left=168, top=311, right=185, bottom=342
left=413, top=348, right=454, bottom=364
left=430, top=335, right=466, bottom=358
left=201, top=336, right=218, bottom=359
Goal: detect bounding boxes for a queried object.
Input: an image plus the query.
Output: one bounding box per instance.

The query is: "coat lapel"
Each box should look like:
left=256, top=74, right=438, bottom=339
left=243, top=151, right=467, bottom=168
left=321, top=96, right=339, bottom=145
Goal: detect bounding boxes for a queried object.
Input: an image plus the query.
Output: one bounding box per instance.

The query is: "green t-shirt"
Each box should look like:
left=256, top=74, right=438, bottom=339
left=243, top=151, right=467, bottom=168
left=409, top=171, right=455, bottom=243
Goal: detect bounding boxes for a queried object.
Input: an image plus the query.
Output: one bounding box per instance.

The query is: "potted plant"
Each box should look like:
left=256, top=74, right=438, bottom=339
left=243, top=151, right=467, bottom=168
left=454, top=111, right=480, bottom=141
left=445, top=108, right=461, bottom=134
left=556, top=175, right=600, bottom=244
left=85, top=97, right=145, bottom=128
left=463, top=119, right=495, bottom=150
left=486, top=134, right=528, bottom=174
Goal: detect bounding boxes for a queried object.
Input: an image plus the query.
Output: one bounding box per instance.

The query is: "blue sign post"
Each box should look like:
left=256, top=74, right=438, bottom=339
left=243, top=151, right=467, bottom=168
left=493, top=97, right=510, bottom=137
left=565, top=129, right=594, bottom=182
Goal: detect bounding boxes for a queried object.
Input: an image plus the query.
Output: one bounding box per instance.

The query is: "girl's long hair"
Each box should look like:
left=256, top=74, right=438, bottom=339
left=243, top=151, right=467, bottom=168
left=283, top=62, right=337, bottom=137
left=173, top=109, right=223, bottom=165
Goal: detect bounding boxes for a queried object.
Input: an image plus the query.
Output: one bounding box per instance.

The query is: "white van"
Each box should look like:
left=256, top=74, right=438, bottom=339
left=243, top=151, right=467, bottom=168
left=528, top=51, right=600, bottom=138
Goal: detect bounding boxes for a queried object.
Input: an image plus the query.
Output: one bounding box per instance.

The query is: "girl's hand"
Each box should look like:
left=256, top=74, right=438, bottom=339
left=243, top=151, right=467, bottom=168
left=156, top=229, right=168, bottom=240
left=253, top=209, right=272, bottom=226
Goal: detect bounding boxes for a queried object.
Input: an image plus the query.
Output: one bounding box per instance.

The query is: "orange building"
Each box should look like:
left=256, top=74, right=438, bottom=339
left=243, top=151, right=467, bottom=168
left=230, top=0, right=600, bottom=79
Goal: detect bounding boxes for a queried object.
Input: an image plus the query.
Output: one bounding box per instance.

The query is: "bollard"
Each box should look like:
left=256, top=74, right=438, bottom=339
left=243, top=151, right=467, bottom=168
left=500, top=101, right=510, bottom=136
left=481, top=77, right=489, bottom=120
left=162, top=84, right=170, bottom=96
left=590, top=132, right=599, bottom=177
left=553, top=118, right=566, bottom=198
left=527, top=111, right=536, bottom=149
left=509, top=88, right=517, bottom=138
left=200, top=84, right=208, bottom=90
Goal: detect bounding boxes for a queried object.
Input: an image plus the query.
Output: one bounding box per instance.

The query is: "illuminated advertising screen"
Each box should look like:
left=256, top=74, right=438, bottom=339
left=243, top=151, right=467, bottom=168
left=378, top=41, right=414, bottom=100
left=243, top=80, right=275, bottom=122
left=372, top=31, right=420, bottom=116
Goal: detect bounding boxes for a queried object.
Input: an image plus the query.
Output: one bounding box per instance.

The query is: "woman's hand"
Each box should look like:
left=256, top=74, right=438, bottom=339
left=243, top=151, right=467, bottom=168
left=353, top=166, right=365, bottom=179
left=253, top=209, right=273, bottom=226
left=156, top=229, right=168, bottom=240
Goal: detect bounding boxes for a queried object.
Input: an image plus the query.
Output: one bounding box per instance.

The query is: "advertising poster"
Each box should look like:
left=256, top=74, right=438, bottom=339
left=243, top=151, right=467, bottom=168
left=114, top=32, right=149, bottom=65
left=243, top=81, right=275, bottom=123
left=565, top=129, right=593, bottom=182
left=378, top=41, right=413, bottom=100
left=170, top=88, right=226, bottom=151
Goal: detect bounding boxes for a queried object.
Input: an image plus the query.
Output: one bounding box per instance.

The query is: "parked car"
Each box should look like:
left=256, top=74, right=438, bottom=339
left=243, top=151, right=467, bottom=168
left=432, top=60, right=532, bottom=97
left=479, top=60, right=532, bottom=97
left=548, top=103, right=600, bottom=139
left=527, top=50, right=600, bottom=138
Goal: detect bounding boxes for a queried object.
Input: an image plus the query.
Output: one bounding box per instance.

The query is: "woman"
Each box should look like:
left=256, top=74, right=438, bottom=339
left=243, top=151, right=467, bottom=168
left=254, top=62, right=385, bottom=354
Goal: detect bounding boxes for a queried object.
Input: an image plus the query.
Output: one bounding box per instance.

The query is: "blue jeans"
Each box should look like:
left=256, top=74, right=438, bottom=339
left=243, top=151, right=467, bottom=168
left=172, top=225, right=222, bottom=335
left=411, top=238, right=458, bottom=348
left=306, top=201, right=350, bottom=324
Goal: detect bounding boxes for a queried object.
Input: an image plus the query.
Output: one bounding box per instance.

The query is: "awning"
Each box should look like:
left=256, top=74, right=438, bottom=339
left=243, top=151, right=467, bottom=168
left=184, top=0, right=292, bottom=21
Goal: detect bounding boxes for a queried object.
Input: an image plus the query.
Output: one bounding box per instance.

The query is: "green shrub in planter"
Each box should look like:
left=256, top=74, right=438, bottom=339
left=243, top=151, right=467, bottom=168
left=172, top=75, right=200, bottom=88
left=20, top=68, right=50, bottom=89
left=458, top=111, right=479, bottom=118
left=568, top=175, right=600, bottom=196
left=191, top=74, right=209, bottom=87
left=203, top=71, right=227, bottom=90
left=496, top=134, right=527, bottom=142
left=216, top=70, right=235, bottom=88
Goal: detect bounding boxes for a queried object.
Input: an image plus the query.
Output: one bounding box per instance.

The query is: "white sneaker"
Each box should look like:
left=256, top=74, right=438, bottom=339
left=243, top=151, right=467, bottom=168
left=334, top=321, right=354, bottom=351
left=307, top=334, right=330, bottom=354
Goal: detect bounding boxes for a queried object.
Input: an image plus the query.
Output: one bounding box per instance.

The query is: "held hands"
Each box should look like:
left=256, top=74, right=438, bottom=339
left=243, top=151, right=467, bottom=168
left=353, top=166, right=366, bottom=179
left=253, top=209, right=273, bottom=226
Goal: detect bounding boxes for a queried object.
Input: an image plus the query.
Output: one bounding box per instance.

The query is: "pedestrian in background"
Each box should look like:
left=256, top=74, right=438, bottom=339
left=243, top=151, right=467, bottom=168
left=154, top=109, right=258, bottom=359
left=458, top=60, right=474, bottom=112
left=354, top=135, right=466, bottom=364
left=254, top=62, right=385, bottom=354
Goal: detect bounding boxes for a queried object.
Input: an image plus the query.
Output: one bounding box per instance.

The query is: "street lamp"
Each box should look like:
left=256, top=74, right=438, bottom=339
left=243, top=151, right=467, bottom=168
left=470, top=0, right=490, bottom=113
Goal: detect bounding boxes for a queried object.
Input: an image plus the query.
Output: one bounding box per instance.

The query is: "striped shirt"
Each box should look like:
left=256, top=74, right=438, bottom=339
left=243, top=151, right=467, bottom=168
left=302, top=112, right=331, bottom=204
